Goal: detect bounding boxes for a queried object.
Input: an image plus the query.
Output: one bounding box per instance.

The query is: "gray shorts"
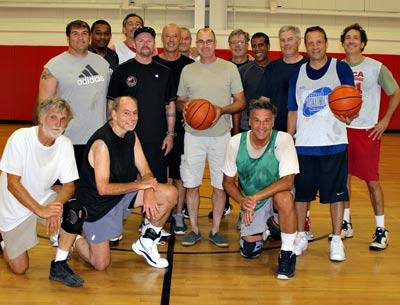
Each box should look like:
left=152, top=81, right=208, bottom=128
left=83, top=192, right=137, bottom=244
left=0, top=193, right=57, bottom=260
left=240, top=198, right=273, bottom=237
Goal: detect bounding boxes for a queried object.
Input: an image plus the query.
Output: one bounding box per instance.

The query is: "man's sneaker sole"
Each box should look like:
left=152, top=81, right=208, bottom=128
left=369, top=244, right=388, bottom=251
left=330, top=255, right=346, bottom=262
left=49, top=274, right=84, bottom=288
left=277, top=273, right=294, bottom=280
left=132, top=241, right=169, bottom=268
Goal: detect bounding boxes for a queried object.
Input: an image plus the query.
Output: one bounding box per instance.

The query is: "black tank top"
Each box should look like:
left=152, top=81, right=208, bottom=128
left=77, top=123, right=138, bottom=222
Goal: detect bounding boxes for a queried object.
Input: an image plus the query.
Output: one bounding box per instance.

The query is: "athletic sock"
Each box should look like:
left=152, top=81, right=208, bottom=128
left=343, top=208, right=351, bottom=222
left=375, top=215, right=385, bottom=228
left=331, top=235, right=342, bottom=242
left=281, top=232, right=296, bottom=252
left=145, top=223, right=162, bottom=235
left=55, top=248, right=69, bottom=262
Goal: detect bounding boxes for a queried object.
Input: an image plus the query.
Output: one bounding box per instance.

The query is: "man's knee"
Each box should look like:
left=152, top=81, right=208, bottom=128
left=9, top=261, right=29, bottom=275
left=273, top=191, right=294, bottom=212
left=61, top=199, right=87, bottom=234
left=240, top=238, right=263, bottom=259
left=93, top=258, right=111, bottom=271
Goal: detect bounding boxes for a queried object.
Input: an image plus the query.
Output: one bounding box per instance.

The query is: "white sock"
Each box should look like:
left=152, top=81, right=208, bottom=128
left=297, top=231, right=306, bottom=237
left=0, top=240, right=5, bottom=250
left=331, top=235, right=342, bottom=242
left=55, top=248, right=69, bottom=262
left=375, top=215, right=385, bottom=228
left=343, top=208, right=351, bottom=222
left=281, top=232, right=296, bottom=252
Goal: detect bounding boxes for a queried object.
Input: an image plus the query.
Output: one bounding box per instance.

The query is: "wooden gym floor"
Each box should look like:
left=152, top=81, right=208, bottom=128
left=0, top=124, right=399, bottom=305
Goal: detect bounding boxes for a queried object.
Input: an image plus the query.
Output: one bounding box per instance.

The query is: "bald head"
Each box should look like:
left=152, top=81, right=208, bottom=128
left=161, top=23, right=181, bottom=54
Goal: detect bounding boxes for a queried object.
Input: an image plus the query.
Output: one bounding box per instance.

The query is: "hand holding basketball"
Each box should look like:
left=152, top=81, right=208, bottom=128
left=328, top=85, right=362, bottom=122
left=184, top=99, right=217, bottom=130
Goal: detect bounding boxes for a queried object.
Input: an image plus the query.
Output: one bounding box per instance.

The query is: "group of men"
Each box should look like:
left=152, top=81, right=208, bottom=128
left=0, top=12, right=398, bottom=287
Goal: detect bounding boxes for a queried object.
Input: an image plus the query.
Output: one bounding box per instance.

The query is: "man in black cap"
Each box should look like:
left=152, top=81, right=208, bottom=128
left=107, top=26, right=176, bottom=184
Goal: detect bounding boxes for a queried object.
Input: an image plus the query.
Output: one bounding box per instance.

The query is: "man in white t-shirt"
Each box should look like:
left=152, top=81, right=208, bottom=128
left=223, top=99, right=298, bottom=280
left=0, top=97, right=85, bottom=288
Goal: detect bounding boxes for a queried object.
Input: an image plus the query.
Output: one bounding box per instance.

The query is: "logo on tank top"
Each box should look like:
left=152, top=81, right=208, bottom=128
left=76, top=64, right=105, bottom=86
left=303, top=86, right=331, bottom=117
left=126, top=76, right=137, bottom=87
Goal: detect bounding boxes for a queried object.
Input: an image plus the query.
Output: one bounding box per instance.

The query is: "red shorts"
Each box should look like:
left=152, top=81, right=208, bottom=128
left=347, top=128, right=380, bottom=181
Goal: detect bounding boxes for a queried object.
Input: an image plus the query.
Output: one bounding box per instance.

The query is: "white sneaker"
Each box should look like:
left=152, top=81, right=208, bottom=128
left=330, top=237, right=346, bottom=262
left=50, top=232, right=59, bottom=247
left=132, top=228, right=169, bottom=268
left=294, top=232, right=308, bottom=256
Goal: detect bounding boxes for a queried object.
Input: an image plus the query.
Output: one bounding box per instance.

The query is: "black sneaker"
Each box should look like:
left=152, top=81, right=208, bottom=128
left=277, top=250, right=296, bottom=280
left=369, top=227, right=389, bottom=251
left=49, top=260, right=84, bottom=287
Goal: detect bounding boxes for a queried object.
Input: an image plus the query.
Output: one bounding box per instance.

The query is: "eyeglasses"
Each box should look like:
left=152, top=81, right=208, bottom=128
left=229, top=40, right=247, bottom=46
left=196, top=39, right=215, bottom=46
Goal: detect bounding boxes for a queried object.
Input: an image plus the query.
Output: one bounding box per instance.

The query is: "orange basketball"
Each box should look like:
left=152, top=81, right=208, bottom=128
left=185, top=99, right=216, bottom=130
left=328, top=85, right=362, bottom=118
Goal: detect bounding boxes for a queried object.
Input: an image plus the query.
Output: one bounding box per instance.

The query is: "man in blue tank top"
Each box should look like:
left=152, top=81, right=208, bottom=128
left=223, top=100, right=299, bottom=280
left=74, top=96, right=177, bottom=270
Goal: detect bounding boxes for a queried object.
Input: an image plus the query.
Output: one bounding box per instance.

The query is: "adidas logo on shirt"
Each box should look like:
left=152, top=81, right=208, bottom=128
left=76, top=64, right=105, bottom=86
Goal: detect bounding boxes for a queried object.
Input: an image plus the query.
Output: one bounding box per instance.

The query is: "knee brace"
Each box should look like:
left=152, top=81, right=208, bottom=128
left=239, top=239, right=263, bottom=259
left=61, top=199, right=87, bottom=234
left=267, top=216, right=281, bottom=241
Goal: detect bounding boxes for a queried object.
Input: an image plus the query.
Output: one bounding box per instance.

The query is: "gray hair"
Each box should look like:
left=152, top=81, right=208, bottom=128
left=37, top=97, right=73, bottom=123
left=279, top=25, right=301, bottom=40
left=111, top=96, right=137, bottom=112
left=228, top=29, right=250, bottom=43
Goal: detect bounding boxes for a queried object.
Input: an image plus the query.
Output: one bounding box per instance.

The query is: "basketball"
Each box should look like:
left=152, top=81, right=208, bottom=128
left=328, top=85, right=362, bottom=118
left=185, top=98, right=216, bottom=130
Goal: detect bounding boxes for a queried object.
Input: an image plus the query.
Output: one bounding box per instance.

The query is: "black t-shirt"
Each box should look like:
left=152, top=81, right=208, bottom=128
left=153, top=54, right=194, bottom=133
left=257, top=57, right=308, bottom=131
left=88, top=45, right=119, bottom=71
left=230, top=58, right=250, bottom=68
left=77, top=123, right=137, bottom=222
left=107, top=58, right=176, bottom=143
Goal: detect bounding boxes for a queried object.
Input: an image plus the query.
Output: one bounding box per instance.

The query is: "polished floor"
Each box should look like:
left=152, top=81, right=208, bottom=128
left=0, top=124, right=399, bottom=305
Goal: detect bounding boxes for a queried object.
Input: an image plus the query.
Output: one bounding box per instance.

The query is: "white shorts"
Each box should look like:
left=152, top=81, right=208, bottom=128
left=180, top=132, right=231, bottom=189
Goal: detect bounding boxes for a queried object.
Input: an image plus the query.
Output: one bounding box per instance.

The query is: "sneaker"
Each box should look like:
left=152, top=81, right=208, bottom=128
left=277, top=250, right=296, bottom=280
left=208, top=204, right=232, bottom=219
left=109, top=234, right=123, bottom=247
left=341, top=220, right=354, bottom=239
left=267, top=216, right=281, bottom=241
left=369, top=227, right=389, bottom=251
left=182, top=204, right=190, bottom=219
left=304, top=216, right=314, bottom=241
left=328, top=220, right=354, bottom=241
left=49, top=260, right=84, bottom=288
left=132, top=228, right=168, bottom=268
left=181, top=231, right=202, bottom=246
left=330, top=237, right=346, bottom=261
left=50, top=232, right=59, bottom=247
left=172, top=214, right=187, bottom=235
left=208, top=231, right=229, bottom=248
left=294, top=232, right=308, bottom=256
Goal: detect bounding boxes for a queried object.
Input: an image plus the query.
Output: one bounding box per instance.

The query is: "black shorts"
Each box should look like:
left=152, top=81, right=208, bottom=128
left=140, top=141, right=167, bottom=183
left=167, top=131, right=184, bottom=180
left=294, top=150, right=349, bottom=203
left=73, top=144, right=86, bottom=175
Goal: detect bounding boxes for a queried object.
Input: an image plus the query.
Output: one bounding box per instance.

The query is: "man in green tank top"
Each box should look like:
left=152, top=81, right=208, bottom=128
left=223, top=100, right=299, bottom=279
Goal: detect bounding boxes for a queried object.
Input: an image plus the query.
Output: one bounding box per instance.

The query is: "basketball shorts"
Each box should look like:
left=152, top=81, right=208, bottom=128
left=140, top=141, right=167, bottom=183
left=347, top=128, right=380, bottom=181
left=294, top=150, right=349, bottom=203
left=167, top=130, right=184, bottom=180
left=240, top=199, right=273, bottom=237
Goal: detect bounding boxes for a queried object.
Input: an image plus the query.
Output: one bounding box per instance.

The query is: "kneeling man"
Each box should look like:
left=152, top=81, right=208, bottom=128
left=223, top=100, right=298, bottom=279
left=75, top=96, right=177, bottom=270
left=0, top=97, right=84, bottom=287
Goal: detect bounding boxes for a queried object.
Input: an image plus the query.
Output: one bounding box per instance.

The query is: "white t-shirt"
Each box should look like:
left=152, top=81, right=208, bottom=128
left=222, top=130, right=299, bottom=178
left=0, top=126, right=79, bottom=232
left=113, top=41, right=136, bottom=64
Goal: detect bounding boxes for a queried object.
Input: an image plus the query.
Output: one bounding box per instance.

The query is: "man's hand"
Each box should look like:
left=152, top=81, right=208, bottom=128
left=369, top=118, right=390, bottom=140
left=162, top=135, right=174, bottom=156
left=210, top=104, right=223, bottom=127
left=138, top=176, right=158, bottom=191
left=242, top=210, right=254, bottom=226
left=46, top=215, right=61, bottom=235
left=334, top=113, right=358, bottom=125
left=240, top=196, right=258, bottom=211
left=143, top=189, right=160, bottom=220
left=37, top=201, right=63, bottom=219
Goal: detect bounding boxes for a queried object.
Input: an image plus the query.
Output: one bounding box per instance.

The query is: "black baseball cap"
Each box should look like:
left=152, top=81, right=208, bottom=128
left=133, top=26, right=156, bottom=39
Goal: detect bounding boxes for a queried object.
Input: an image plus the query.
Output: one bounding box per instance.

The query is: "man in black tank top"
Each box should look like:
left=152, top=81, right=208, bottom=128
left=75, top=96, right=177, bottom=269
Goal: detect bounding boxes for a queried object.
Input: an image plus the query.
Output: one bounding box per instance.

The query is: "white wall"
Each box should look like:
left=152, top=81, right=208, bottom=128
left=0, top=0, right=400, bottom=54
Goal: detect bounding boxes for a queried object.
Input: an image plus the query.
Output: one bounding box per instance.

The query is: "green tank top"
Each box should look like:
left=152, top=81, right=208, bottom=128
left=237, top=130, right=279, bottom=210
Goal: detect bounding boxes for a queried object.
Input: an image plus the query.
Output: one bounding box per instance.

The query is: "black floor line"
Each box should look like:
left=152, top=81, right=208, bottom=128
left=160, top=232, right=176, bottom=305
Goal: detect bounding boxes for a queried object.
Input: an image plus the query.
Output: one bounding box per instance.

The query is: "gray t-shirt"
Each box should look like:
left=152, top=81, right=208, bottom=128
left=45, top=52, right=110, bottom=144
left=178, top=58, right=243, bottom=136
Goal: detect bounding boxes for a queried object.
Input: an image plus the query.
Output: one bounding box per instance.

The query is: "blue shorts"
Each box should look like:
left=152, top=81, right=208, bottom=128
left=294, top=151, right=348, bottom=203
left=83, top=192, right=137, bottom=244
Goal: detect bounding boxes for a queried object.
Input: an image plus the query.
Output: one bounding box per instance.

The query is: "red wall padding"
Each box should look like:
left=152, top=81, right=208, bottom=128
left=1, top=46, right=399, bottom=129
